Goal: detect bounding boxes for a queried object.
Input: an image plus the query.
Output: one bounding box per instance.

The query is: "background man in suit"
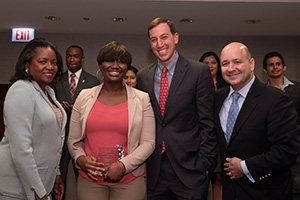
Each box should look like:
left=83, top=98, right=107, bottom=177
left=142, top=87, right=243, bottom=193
left=137, top=17, right=217, bottom=200
left=215, top=42, right=299, bottom=200
left=52, top=45, right=100, bottom=199
left=263, top=51, right=300, bottom=199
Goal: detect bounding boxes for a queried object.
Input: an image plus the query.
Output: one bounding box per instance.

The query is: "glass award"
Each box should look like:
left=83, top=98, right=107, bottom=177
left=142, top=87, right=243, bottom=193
left=96, top=145, right=124, bottom=175
left=98, top=146, right=119, bottom=167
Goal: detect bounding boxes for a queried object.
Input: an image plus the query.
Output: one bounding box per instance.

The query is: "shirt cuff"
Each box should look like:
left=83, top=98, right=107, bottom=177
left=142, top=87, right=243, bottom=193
left=57, top=168, right=61, bottom=176
left=241, top=160, right=255, bottom=183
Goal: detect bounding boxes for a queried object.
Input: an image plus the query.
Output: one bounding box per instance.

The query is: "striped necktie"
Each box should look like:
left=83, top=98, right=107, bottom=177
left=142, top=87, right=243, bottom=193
left=70, top=73, right=76, bottom=99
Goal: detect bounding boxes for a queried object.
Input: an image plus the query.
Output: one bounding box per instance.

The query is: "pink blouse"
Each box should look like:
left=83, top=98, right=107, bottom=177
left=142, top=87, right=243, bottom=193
left=54, top=108, right=63, bottom=129
left=79, top=100, right=137, bottom=183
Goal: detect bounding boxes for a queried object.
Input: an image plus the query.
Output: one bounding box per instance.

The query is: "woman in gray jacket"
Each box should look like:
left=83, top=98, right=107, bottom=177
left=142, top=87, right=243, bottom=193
left=0, top=38, right=67, bottom=200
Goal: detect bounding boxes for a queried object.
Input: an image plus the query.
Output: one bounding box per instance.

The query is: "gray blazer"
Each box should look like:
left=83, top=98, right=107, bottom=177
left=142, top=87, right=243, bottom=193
left=0, top=80, right=67, bottom=200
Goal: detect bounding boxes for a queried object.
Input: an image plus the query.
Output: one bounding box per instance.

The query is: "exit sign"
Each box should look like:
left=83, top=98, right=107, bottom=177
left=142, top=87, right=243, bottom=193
left=12, top=28, right=35, bottom=42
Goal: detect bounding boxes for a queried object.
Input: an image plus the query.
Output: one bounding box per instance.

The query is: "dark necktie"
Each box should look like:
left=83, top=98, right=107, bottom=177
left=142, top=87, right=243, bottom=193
left=159, top=67, right=169, bottom=153
left=226, top=92, right=241, bottom=144
left=70, top=73, right=76, bottom=99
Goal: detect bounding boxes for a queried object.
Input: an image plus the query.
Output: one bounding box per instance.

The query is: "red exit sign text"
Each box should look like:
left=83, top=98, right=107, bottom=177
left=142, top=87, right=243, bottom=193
left=12, top=28, right=35, bottom=42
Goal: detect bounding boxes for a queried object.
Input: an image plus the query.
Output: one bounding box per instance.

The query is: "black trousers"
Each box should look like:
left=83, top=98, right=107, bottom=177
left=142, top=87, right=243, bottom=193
left=147, top=153, right=209, bottom=200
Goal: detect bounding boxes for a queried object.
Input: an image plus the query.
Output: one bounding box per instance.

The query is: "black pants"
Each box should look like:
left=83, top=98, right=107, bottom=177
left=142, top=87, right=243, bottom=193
left=147, top=153, right=209, bottom=200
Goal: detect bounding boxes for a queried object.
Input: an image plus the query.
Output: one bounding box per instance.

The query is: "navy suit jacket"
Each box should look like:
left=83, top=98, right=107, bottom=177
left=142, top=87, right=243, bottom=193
left=53, top=70, right=100, bottom=106
left=285, top=80, right=300, bottom=121
left=215, top=78, right=299, bottom=200
left=267, top=79, right=300, bottom=195
left=138, top=54, right=217, bottom=192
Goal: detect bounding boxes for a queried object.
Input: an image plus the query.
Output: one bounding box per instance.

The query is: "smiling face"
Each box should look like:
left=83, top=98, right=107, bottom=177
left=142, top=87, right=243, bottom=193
left=203, top=55, right=218, bottom=78
left=100, top=60, right=128, bottom=84
left=149, top=23, right=179, bottom=66
left=220, top=42, right=255, bottom=91
left=26, top=47, right=58, bottom=91
left=264, top=56, right=286, bottom=79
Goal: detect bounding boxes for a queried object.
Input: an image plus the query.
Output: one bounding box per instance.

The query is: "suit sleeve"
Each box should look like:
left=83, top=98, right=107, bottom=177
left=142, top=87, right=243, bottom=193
left=246, top=94, right=300, bottom=182
left=120, top=93, right=156, bottom=173
left=67, top=91, right=87, bottom=168
left=4, top=82, right=47, bottom=198
left=196, top=65, right=218, bottom=174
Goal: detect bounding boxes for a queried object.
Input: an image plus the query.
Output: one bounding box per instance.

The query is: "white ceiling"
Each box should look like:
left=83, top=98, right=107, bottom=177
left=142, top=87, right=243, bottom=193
left=1, top=0, right=300, bottom=36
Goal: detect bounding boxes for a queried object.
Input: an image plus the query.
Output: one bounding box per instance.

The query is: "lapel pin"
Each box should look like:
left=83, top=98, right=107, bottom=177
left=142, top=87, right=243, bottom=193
left=82, top=80, right=85, bottom=83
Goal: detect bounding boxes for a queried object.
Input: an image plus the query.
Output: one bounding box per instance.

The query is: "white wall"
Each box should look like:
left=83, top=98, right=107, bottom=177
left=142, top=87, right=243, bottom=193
left=1, top=32, right=299, bottom=84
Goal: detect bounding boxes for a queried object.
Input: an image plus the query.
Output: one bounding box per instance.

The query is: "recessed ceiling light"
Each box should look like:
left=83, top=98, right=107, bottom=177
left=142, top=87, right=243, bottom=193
left=244, top=19, right=261, bottom=24
left=180, top=18, right=195, bottom=23
left=113, top=17, right=127, bottom=22
left=45, top=16, right=60, bottom=21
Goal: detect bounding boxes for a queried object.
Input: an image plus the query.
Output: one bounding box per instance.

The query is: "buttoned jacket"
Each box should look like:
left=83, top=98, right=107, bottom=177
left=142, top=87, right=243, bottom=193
left=138, top=54, right=217, bottom=191
left=215, top=78, right=299, bottom=200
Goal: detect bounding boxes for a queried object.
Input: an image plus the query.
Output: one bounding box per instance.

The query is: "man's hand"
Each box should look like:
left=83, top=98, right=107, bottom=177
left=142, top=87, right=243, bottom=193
left=61, top=101, right=73, bottom=115
left=224, top=157, right=244, bottom=180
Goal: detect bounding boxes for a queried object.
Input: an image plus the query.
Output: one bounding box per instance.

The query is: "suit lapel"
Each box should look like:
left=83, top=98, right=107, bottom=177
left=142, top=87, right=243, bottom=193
left=33, top=81, right=67, bottom=136
left=229, top=79, right=262, bottom=144
left=164, top=55, right=188, bottom=116
left=216, top=87, right=230, bottom=147
left=80, top=85, right=102, bottom=137
left=46, top=86, right=67, bottom=132
left=63, top=70, right=90, bottom=104
left=126, top=84, right=137, bottom=140
left=74, top=70, right=87, bottom=100
left=147, top=63, right=161, bottom=119
left=62, top=72, right=73, bottom=103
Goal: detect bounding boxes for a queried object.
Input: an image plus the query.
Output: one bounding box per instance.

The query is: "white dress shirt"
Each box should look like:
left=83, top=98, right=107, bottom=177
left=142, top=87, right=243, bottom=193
left=219, top=75, right=256, bottom=183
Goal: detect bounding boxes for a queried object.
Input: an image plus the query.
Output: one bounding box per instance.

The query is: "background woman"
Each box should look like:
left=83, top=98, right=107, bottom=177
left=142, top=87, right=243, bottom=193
left=200, top=51, right=228, bottom=200
left=0, top=38, right=67, bottom=200
left=200, top=51, right=228, bottom=91
left=68, top=41, right=155, bottom=200
left=124, top=65, right=138, bottom=88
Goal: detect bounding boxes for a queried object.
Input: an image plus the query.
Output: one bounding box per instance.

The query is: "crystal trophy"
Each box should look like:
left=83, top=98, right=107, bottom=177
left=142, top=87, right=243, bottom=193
left=96, top=145, right=124, bottom=175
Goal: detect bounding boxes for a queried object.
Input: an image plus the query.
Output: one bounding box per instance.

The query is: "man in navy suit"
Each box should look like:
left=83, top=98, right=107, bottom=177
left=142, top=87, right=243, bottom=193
left=138, top=17, right=217, bottom=200
left=263, top=51, right=300, bottom=199
left=52, top=45, right=99, bottom=198
left=215, top=42, right=299, bottom=200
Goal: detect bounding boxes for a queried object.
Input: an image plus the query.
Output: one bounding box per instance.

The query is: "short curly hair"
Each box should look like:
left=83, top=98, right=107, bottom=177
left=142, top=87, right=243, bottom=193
left=96, top=41, right=132, bottom=67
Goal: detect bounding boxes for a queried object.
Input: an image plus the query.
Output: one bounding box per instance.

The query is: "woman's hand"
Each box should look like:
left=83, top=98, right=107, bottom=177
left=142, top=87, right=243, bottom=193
left=104, top=161, right=125, bottom=183
left=34, top=193, right=48, bottom=200
left=76, top=155, right=105, bottom=181
left=54, top=175, right=64, bottom=200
